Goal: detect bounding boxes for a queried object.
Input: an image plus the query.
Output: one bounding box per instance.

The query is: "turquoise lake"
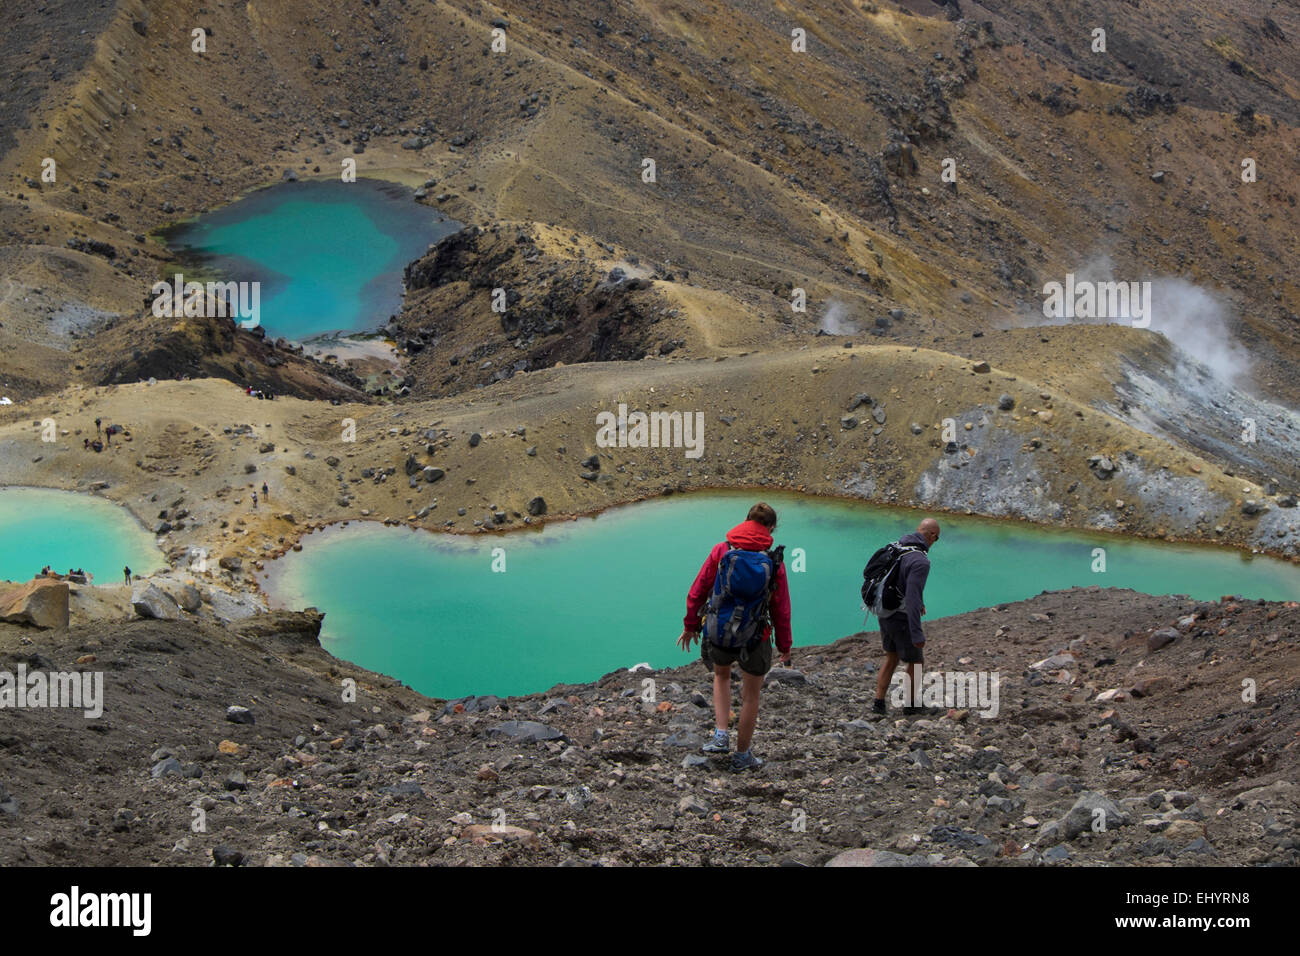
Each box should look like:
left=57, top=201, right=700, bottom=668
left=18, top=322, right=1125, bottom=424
left=161, top=178, right=458, bottom=341
left=260, top=491, right=1300, bottom=700
left=0, top=487, right=164, bottom=584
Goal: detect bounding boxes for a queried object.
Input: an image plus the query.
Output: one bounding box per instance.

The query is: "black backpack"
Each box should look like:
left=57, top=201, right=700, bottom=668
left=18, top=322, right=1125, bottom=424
left=861, top=542, right=923, bottom=619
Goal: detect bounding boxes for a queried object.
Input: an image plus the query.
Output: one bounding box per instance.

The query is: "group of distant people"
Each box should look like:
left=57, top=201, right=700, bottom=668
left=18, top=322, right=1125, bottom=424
left=678, top=502, right=940, bottom=771
left=245, top=386, right=275, bottom=401
left=38, top=565, right=90, bottom=583
left=82, top=417, right=125, bottom=453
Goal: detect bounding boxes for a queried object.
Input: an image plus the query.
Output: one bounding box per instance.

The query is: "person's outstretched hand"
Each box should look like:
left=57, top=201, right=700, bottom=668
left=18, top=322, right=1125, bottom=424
left=677, top=628, right=697, bottom=651
left=779, top=653, right=792, bottom=667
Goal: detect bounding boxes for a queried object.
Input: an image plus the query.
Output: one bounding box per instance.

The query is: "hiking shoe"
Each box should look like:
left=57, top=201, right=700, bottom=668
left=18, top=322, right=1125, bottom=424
left=871, top=699, right=887, bottom=716
left=701, top=729, right=730, bottom=753
left=731, top=750, right=764, bottom=772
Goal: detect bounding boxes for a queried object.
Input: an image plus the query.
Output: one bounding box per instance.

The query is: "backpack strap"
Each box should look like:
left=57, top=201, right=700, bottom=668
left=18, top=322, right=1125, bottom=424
left=885, top=544, right=924, bottom=596
left=755, top=544, right=783, bottom=635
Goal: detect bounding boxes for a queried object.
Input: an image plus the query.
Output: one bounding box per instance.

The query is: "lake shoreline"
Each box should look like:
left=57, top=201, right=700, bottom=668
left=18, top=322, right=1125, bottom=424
left=243, top=478, right=1300, bottom=656
left=148, top=170, right=433, bottom=237
left=253, top=489, right=1300, bottom=700
left=155, top=176, right=458, bottom=342
left=251, top=479, right=1300, bottom=572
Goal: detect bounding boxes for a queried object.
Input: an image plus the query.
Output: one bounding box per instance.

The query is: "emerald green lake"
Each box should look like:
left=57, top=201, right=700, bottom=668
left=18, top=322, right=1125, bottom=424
left=0, top=487, right=164, bottom=584
left=162, top=179, right=457, bottom=341
left=260, top=491, right=1300, bottom=700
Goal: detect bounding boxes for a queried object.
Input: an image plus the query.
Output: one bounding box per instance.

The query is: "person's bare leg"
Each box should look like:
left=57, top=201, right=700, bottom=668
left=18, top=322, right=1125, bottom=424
left=736, top=672, right=764, bottom=752
left=876, top=651, right=899, bottom=702
left=712, top=663, right=731, bottom=732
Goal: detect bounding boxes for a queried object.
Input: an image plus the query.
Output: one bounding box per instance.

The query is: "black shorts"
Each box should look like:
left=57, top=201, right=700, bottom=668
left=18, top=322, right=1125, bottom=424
left=880, top=616, right=924, bottom=663
left=702, top=637, right=773, bottom=676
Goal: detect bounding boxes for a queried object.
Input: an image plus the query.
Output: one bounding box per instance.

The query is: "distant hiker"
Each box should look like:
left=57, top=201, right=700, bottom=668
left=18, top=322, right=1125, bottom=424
left=83, top=438, right=89, bottom=450
left=864, top=518, right=940, bottom=715
left=95, top=417, right=101, bottom=435
left=678, top=502, right=792, bottom=771
left=261, top=482, right=269, bottom=499
left=123, top=565, right=131, bottom=585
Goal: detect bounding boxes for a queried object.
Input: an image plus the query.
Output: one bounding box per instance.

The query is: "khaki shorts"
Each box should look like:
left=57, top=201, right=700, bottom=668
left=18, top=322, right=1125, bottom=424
left=701, top=637, right=773, bottom=676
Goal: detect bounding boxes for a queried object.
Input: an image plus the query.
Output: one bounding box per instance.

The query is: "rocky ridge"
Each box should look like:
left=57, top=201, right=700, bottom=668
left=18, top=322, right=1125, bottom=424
left=1, top=587, right=1296, bottom=866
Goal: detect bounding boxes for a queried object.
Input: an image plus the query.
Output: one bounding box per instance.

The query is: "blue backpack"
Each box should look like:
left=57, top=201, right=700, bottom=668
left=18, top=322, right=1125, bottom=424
left=704, top=545, right=783, bottom=650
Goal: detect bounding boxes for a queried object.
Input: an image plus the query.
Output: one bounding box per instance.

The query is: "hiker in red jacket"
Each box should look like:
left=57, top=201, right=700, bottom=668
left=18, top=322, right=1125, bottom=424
left=677, top=502, right=792, bottom=771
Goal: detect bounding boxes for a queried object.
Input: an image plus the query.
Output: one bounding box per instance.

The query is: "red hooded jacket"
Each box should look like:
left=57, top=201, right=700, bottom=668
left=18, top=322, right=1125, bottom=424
left=684, top=520, right=792, bottom=654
